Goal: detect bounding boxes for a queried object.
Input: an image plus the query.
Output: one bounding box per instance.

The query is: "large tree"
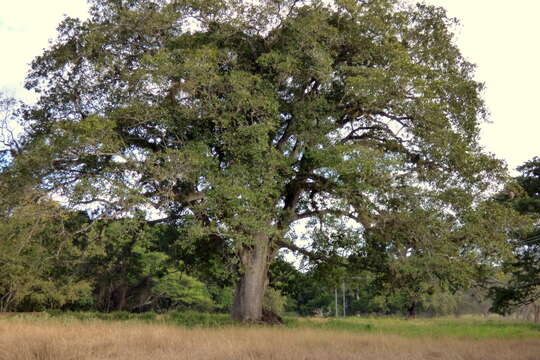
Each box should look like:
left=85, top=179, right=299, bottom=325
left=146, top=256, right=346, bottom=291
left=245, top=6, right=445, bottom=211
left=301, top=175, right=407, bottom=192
left=13, top=0, right=503, bottom=321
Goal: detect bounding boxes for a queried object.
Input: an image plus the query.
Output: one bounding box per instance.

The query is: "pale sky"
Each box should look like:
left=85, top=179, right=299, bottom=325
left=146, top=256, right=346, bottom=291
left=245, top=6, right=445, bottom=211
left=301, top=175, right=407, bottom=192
left=0, top=1, right=538, bottom=173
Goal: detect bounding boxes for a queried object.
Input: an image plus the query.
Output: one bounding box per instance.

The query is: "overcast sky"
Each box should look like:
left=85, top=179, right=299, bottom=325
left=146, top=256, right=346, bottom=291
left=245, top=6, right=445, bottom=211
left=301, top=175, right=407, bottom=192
left=1, top=1, right=538, bottom=173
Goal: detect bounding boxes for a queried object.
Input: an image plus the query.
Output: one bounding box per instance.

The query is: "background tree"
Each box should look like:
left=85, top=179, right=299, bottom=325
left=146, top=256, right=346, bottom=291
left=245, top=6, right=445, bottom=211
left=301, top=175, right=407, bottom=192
left=0, top=193, right=91, bottom=312
left=12, top=0, right=507, bottom=321
left=490, top=157, right=540, bottom=320
left=342, top=183, right=527, bottom=318
left=1, top=92, right=93, bottom=311
left=79, top=216, right=234, bottom=312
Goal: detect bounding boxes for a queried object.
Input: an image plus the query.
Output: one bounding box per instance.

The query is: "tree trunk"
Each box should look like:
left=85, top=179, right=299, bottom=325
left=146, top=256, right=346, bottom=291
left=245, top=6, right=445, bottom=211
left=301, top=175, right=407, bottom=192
left=231, top=233, right=272, bottom=322
left=113, top=283, right=128, bottom=311
left=407, top=301, right=417, bottom=319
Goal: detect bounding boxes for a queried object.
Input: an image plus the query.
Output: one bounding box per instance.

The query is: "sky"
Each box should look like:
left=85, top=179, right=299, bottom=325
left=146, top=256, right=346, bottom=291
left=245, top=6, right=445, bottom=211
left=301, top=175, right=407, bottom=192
left=1, top=1, right=539, bottom=173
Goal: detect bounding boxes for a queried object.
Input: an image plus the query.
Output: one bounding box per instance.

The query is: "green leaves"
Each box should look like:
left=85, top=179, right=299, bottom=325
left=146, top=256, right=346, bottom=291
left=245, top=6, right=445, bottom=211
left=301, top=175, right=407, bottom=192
left=0, top=196, right=92, bottom=311
left=489, top=157, right=540, bottom=314
left=2, top=0, right=515, bottom=318
left=153, top=271, right=216, bottom=312
left=20, top=0, right=498, bottom=233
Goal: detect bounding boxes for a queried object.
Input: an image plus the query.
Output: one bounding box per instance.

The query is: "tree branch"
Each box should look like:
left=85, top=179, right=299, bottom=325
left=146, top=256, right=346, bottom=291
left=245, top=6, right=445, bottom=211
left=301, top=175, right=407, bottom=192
left=293, top=208, right=362, bottom=223
left=275, top=239, right=345, bottom=265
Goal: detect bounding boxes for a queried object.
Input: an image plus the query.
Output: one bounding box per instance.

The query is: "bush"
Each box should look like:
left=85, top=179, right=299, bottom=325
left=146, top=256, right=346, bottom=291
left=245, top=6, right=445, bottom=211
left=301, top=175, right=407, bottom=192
left=152, top=272, right=216, bottom=312
left=264, top=288, right=287, bottom=316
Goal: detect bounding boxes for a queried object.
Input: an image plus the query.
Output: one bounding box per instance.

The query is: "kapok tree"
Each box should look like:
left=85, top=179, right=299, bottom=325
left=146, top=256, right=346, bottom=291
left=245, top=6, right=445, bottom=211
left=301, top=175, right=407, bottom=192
left=16, top=0, right=503, bottom=321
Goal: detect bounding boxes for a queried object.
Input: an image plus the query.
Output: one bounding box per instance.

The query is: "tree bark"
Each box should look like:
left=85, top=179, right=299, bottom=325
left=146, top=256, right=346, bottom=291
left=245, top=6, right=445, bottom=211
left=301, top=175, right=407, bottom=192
left=231, top=233, right=272, bottom=322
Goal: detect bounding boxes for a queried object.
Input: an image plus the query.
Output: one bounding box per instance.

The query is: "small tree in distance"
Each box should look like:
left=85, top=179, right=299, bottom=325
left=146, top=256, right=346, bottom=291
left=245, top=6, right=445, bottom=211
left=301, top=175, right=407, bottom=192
left=10, top=0, right=514, bottom=321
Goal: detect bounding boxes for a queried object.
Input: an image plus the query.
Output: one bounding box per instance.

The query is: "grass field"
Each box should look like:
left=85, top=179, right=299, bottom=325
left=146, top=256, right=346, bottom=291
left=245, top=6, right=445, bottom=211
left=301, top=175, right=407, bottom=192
left=296, top=316, right=540, bottom=339
left=0, top=314, right=538, bottom=360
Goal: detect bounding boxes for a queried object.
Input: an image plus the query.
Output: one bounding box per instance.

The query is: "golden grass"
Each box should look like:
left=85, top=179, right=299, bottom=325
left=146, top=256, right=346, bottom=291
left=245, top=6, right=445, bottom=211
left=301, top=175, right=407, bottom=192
left=0, top=319, right=539, bottom=360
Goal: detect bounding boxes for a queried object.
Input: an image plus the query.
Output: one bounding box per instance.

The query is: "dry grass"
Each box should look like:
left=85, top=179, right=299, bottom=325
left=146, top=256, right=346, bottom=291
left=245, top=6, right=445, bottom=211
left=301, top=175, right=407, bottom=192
left=0, top=318, right=539, bottom=360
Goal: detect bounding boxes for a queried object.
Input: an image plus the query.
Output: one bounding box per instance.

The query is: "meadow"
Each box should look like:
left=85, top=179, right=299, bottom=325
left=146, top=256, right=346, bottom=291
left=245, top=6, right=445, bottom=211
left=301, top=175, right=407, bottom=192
left=0, top=313, right=539, bottom=360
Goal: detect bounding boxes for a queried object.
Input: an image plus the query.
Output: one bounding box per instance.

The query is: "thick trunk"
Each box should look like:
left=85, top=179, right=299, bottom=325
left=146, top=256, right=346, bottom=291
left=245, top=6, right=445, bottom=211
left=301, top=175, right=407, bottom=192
left=231, top=233, right=272, bottom=322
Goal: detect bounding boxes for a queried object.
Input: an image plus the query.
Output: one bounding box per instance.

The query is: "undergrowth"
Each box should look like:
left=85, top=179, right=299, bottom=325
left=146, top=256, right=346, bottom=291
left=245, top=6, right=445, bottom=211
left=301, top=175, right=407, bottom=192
left=2, top=311, right=538, bottom=339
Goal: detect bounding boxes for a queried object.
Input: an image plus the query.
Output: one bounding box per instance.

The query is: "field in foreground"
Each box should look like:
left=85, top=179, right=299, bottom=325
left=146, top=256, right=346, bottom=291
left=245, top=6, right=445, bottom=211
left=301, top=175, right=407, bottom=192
left=1, top=317, right=539, bottom=360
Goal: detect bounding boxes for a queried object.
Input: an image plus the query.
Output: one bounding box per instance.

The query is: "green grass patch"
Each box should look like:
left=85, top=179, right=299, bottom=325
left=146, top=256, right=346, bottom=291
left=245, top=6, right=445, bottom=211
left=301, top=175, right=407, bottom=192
left=296, top=316, right=540, bottom=339
left=44, top=310, right=159, bottom=322
left=7, top=311, right=534, bottom=339
left=43, top=310, right=236, bottom=328
left=168, top=311, right=235, bottom=327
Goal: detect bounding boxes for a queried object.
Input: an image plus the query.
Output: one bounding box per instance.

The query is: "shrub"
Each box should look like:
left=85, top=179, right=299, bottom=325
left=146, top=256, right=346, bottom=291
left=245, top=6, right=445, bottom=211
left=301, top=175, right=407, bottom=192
left=264, top=288, right=287, bottom=316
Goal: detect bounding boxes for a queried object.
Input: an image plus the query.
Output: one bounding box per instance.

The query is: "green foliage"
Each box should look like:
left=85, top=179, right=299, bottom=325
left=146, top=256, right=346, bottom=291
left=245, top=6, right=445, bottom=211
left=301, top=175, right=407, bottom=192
left=423, top=291, right=461, bottom=317
left=298, top=317, right=540, bottom=339
left=0, top=0, right=518, bottom=319
left=0, top=194, right=92, bottom=311
left=515, top=158, right=540, bottom=214
left=38, top=311, right=540, bottom=339
left=269, top=258, right=337, bottom=316
left=490, top=157, right=540, bottom=314
left=153, top=271, right=215, bottom=312
left=46, top=310, right=158, bottom=322
left=68, top=215, right=231, bottom=313
left=20, top=0, right=502, bottom=241
left=263, top=287, right=287, bottom=316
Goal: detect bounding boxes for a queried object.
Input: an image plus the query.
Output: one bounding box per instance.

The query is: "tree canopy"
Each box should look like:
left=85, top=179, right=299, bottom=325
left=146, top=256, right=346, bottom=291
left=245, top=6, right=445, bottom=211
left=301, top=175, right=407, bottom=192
left=3, top=0, right=514, bottom=321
